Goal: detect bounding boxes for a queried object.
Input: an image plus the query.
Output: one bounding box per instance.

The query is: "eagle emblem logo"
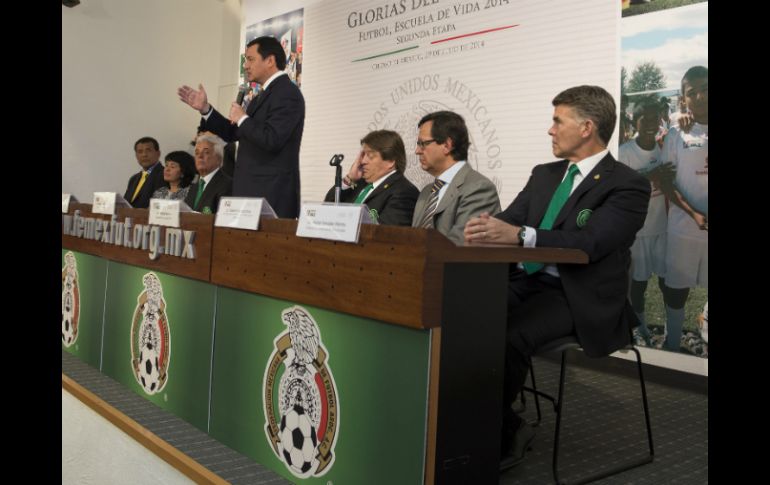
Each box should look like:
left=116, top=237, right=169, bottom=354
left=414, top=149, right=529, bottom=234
left=61, top=252, right=80, bottom=347
left=263, top=306, right=339, bottom=478
left=130, top=273, right=171, bottom=395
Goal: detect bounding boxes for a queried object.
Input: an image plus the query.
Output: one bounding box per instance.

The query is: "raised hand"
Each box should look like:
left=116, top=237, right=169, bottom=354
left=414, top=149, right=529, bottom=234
left=348, top=150, right=365, bottom=182
left=177, top=83, right=210, bottom=114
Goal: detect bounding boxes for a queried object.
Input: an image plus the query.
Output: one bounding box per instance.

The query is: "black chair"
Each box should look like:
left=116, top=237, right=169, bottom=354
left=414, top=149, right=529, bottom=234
left=522, top=336, right=654, bottom=485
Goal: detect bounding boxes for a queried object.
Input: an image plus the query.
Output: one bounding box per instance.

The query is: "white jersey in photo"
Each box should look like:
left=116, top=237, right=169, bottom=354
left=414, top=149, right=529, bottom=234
left=619, top=139, right=667, bottom=236
left=661, top=123, right=708, bottom=239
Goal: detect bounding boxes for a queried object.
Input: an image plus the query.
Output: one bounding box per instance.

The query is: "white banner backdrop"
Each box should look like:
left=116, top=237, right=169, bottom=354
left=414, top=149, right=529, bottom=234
left=242, top=0, right=708, bottom=375
left=275, top=0, right=620, bottom=205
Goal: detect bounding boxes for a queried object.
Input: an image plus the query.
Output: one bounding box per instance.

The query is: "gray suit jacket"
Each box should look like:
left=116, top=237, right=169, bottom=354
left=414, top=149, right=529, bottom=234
left=412, top=163, right=501, bottom=244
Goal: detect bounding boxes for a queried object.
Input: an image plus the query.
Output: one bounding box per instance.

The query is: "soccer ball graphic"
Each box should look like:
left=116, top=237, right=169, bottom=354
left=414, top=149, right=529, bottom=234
left=137, top=342, right=161, bottom=393
left=278, top=405, right=318, bottom=475
left=62, top=292, right=75, bottom=346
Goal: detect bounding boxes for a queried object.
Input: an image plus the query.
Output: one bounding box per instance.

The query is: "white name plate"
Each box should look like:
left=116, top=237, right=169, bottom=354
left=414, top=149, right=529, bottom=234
left=149, top=199, right=186, bottom=228
left=92, top=192, right=116, bottom=214
left=92, top=192, right=132, bottom=214
left=296, top=202, right=374, bottom=243
left=62, top=193, right=78, bottom=213
left=214, top=197, right=276, bottom=230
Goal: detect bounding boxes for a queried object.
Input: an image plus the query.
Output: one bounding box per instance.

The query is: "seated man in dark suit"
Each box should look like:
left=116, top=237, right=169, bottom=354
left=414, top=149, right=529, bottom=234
left=463, top=85, right=650, bottom=471
left=124, top=136, right=166, bottom=209
left=184, top=133, right=233, bottom=214
left=324, top=130, right=418, bottom=226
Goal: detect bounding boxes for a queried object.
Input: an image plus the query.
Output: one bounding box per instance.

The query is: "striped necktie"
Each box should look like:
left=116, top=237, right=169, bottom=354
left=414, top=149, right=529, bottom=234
left=419, top=178, right=446, bottom=228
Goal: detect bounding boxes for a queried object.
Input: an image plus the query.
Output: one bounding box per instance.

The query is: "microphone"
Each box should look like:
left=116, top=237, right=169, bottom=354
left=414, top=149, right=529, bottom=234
left=235, top=84, right=250, bottom=106
left=329, top=154, right=345, bottom=204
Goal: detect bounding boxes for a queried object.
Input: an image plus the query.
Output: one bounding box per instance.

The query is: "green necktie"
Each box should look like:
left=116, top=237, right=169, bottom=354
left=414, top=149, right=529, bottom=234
left=523, top=164, right=580, bottom=274
left=353, top=183, right=374, bottom=204
left=193, top=179, right=206, bottom=209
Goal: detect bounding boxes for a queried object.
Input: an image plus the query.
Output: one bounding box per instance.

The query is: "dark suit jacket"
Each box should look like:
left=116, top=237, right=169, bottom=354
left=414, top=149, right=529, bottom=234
left=323, top=171, right=419, bottom=226
left=496, top=154, right=650, bottom=357
left=184, top=170, right=233, bottom=214
left=202, top=74, right=305, bottom=219
left=124, top=163, right=165, bottom=209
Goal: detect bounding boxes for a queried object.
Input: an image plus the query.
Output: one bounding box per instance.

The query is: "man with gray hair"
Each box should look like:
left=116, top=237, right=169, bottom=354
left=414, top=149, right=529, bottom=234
left=464, top=85, right=650, bottom=471
left=184, top=132, right=233, bottom=214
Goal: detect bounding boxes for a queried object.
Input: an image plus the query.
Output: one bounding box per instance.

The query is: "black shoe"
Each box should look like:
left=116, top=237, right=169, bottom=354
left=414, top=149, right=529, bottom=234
left=499, top=422, right=536, bottom=472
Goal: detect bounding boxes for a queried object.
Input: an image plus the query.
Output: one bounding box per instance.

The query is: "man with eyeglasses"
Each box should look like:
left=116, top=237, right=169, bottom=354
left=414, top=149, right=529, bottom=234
left=411, top=111, right=500, bottom=244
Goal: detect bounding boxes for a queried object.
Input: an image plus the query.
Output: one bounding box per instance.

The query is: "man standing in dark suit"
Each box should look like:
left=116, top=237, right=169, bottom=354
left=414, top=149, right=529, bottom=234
left=177, top=36, right=305, bottom=219
left=324, top=130, right=418, bottom=226
left=464, top=85, right=650, bottom=470
left=124, top=137, right=166, bottom=209
left=184, top=133, right=232, bottom=214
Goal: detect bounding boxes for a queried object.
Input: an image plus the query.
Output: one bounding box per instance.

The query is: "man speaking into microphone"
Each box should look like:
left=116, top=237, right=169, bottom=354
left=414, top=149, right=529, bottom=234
left=178, top=36, right=305, bottom=218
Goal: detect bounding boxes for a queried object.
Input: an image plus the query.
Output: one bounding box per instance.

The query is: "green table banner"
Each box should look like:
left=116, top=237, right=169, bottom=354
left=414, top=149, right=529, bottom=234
left=210, top=287, right=431, bottom=484
left=101, top=262, right=216, bottom=431
left=61, top=250, right=107, bottom=369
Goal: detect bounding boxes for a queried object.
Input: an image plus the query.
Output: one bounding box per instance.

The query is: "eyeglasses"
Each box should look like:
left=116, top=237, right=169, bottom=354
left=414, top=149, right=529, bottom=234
left=415, top=139, right=438, bottom=149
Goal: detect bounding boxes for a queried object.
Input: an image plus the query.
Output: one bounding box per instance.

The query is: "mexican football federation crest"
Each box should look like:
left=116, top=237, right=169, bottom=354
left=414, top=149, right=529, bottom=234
left=61, top=252, right=80, bottom=347
left=263, top=306, right=339, bottom=478
left=130, top=273, right=171, bottom=395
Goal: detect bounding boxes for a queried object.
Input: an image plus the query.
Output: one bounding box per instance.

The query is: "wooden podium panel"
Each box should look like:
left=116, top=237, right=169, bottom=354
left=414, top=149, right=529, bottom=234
left=211, top=219, right=587, bottom=330
left=62, top=203, right=214, bottom=282
left=211, top=219, right=448, bottom=329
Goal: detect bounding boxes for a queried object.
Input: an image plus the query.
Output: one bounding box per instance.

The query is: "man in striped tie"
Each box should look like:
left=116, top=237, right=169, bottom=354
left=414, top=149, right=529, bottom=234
left=123, top=137, right=166, bottom=209
left=463, top=86, right=650, bottom=472
left=411, top=111, right=500, bottom=244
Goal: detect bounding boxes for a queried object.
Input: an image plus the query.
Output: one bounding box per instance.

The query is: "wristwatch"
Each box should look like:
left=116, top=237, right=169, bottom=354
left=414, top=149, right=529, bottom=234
left=518, top=226, right=526, bottom=246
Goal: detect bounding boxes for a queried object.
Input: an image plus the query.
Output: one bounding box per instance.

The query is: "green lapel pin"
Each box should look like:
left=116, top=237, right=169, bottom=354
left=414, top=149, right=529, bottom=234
left=577, top=209, right=592, bottom=227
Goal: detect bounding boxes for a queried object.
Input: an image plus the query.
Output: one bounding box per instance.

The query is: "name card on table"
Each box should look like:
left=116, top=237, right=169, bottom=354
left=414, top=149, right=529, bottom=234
left=214, top=197, right=277, bottom=230
left=62, top=193, right=78, bottom=213
left=296, top=202, right=376, bottom=243
left=148, top=199, right=193, bottom=228
left=92, top=192, right=132, bottom=215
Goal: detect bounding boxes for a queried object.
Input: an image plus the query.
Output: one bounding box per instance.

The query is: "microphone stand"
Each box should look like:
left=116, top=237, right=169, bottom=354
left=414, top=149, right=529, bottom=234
left=329, top=154, right=344, bottom=204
